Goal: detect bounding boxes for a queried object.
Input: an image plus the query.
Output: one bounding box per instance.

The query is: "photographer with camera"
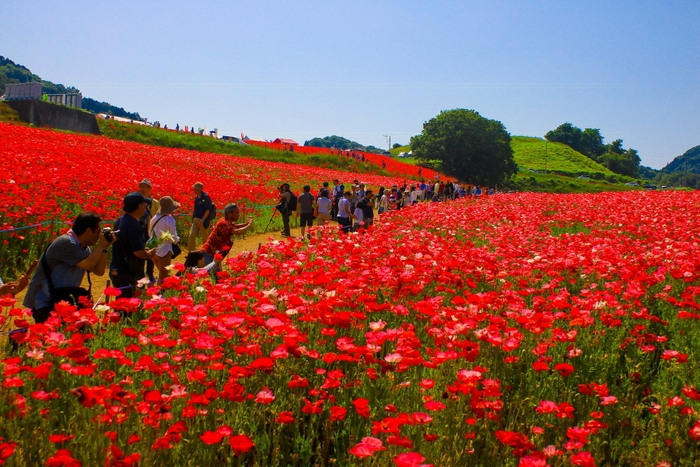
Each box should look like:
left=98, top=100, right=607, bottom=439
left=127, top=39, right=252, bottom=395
left=278, top=183, right=293, bottom=237
left=23, top=212, right=115, bottom=324
left=110, top=192, right=156, bottom=299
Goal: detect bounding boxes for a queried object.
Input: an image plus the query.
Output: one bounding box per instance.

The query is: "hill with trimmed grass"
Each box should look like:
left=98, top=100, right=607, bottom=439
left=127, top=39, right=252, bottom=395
left=511, top=136, right=615, bottom=176
left=392, top=137, right=615, bottom=176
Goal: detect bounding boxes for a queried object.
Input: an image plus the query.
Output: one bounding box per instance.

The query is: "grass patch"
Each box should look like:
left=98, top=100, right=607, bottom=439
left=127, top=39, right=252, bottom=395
left=390, top=145, right=411, bottom=156
left=98, top=119, right=393, bottom=176
left=0, top=102, right=21, bottom=122
left=511, top=171, right=641, bottom=193
left=549, top=222, right=592, bottom=236
left=512, top=136, right=615, bottom=176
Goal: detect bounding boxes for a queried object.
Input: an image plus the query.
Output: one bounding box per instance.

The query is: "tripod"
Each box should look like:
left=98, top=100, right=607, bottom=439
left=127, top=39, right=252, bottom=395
left=263, top=206, right=279, bottom=233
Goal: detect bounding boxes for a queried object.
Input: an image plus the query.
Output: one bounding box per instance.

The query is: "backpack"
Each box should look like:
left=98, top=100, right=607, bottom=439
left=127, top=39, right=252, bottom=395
left=287, top=193, right=298, bottom=212
left=208, top=204, right=217, bottom=222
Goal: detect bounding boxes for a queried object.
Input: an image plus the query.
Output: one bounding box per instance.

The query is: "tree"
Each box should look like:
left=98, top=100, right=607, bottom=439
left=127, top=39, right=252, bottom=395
left=580, top=128, right=606, bottom=159
left=411, top=109, right=517, bottom=186
left=392, top=143, right=402, bottom=149
left=607, top=139, right=625, bottom=155
left=545, top=123, right=583, bottom=153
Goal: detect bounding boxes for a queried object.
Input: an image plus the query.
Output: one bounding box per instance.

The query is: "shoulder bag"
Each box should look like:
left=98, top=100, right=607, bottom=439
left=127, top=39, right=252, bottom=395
left=41, top=250, right=91, bottom=309
left=116, top=216, right=146, bottom=276
left=150, top=215, right=181, bottom=259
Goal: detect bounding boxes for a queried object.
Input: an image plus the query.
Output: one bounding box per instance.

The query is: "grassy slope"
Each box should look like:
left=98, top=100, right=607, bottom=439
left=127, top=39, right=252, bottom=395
left=513, top=171, right=636, bottom=193
left=98, top=119, right=396, bottom=177
left=0, top=102, right=21, bottom=122
left=390, top=145, right=411, bottom=156
left=393, top=137, right=615, bottom=175
left=389, top=137, right=641, bottom=193
left=511, top=136, right=615, bottom=175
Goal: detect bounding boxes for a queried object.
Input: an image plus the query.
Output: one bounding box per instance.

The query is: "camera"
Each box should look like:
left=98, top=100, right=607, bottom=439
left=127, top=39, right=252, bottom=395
left=102, top=228, right=118, bottom=242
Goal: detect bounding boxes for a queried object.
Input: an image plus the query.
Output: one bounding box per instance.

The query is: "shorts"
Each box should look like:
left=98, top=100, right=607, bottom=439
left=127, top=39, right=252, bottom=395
left=300, top=212, right=314, bottom=227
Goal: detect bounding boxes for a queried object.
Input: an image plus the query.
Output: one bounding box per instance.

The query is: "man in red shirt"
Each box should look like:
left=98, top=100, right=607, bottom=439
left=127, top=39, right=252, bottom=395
left=200, top=203, right=252, bottom=268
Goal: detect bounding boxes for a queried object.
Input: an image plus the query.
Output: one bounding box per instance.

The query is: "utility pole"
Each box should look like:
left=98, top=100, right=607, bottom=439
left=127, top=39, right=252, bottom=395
left=383, top=134, right=391, bottom=151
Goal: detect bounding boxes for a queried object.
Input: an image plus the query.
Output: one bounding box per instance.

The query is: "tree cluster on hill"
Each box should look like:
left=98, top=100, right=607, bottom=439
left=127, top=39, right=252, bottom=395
left=411, top=109, right=517, bottom=186
left=0, top=55, right=142, bottom=121
left=544, top=123, right=654, bottom=179
left=304, top=135, right=387, bottom=154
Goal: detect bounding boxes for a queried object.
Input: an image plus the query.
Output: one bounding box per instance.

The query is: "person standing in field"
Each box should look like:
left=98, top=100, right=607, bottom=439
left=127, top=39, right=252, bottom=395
left=279, top=183, right=293, bottom=237
left=149, top=196, right=181, bottom=280
left=297, top=185, right=315, bottom=239
left=361, top=190, right=375, bottom=226
left=188, top=182, right=213, bottom=250
left=111, top=193, right=156, bottom=298
left=332, top=179, right=344, bottom=219
left=316, top=189, right=332, bottom=226
left=337, top=191, right=353, bottom=234
left=318, top=182, right=330, bottom=199
left=353, top=200, right=364, bottom=232
left=378, top=188, right=388, bottom=215
left=138, top=179, right=160, bottom=282
left=25, top=212, right=114, bottom=323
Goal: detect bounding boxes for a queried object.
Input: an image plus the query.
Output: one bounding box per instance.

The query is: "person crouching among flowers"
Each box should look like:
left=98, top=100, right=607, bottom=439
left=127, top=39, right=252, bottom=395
left=200, top=203, right=252, bottom=276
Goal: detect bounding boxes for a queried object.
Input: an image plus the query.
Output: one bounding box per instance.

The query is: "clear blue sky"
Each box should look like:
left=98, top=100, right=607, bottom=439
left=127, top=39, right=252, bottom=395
left=3, top=0, right=699, bottom=169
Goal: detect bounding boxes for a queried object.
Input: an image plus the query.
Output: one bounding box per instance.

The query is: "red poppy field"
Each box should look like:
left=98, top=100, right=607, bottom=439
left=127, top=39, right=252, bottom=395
left=2, top=123, right=700, bottom=466
left=0, top=122, right=408, bottom=278
left=0, top=122, right=408, bottom=229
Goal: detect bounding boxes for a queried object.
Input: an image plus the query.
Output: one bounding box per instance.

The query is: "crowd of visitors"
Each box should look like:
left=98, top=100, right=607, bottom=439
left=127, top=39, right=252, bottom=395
left=6, top=175, right=496, bottom=327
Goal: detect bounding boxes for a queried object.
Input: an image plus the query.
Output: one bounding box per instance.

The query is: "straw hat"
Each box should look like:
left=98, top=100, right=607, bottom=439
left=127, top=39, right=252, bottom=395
left=193, top=182, right=205, bottom=191
left=159, top=196, right=181, bottom=215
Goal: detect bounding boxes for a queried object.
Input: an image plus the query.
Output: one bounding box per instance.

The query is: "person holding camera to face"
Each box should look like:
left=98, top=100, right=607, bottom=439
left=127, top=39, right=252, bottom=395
left=23, top=212, right=115, bottom=324
left=110, top=192, right=156, bottom=298
left=278, top=183, right=293, bottom=237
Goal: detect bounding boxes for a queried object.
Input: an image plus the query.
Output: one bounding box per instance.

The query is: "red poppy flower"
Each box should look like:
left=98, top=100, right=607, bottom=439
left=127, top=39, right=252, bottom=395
left=330, top=406, right=348, bottom=421
left=199, top=431, right=225, bottom=445
left=229, top=434, right=255, bottom=456
left=275, top=411, right=295, bottom=424
left=554, top=363, right=574, bottom=377
left=48, top=434, right=75, bottom=444
left=393, top=452, right=427, bottom=467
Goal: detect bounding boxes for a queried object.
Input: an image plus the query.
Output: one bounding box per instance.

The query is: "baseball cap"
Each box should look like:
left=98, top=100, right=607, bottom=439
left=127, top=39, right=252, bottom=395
left=123, top=192, right=146, bottom=212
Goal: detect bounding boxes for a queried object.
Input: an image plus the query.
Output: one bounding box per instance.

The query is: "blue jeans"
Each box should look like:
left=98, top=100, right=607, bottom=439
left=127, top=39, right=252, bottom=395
left=202, top=251, right=220, bottom=280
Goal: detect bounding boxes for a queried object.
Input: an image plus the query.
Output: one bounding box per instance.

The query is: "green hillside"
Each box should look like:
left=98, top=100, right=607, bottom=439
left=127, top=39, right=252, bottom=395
left=511, top=136, right=615, bottom=176
left=390, top=145, right=411, bottom=156
left=96, top=119, right=397, bottom=176
left=391, top=138, right=615, bottom=176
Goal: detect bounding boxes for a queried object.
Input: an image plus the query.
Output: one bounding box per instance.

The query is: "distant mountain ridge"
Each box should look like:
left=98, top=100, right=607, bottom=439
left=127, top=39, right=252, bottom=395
left=651, top=145, right=700, bottom=188
left=659, top=145, right=700, bottom=174
left=0, top=55, right=142, bottom=121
